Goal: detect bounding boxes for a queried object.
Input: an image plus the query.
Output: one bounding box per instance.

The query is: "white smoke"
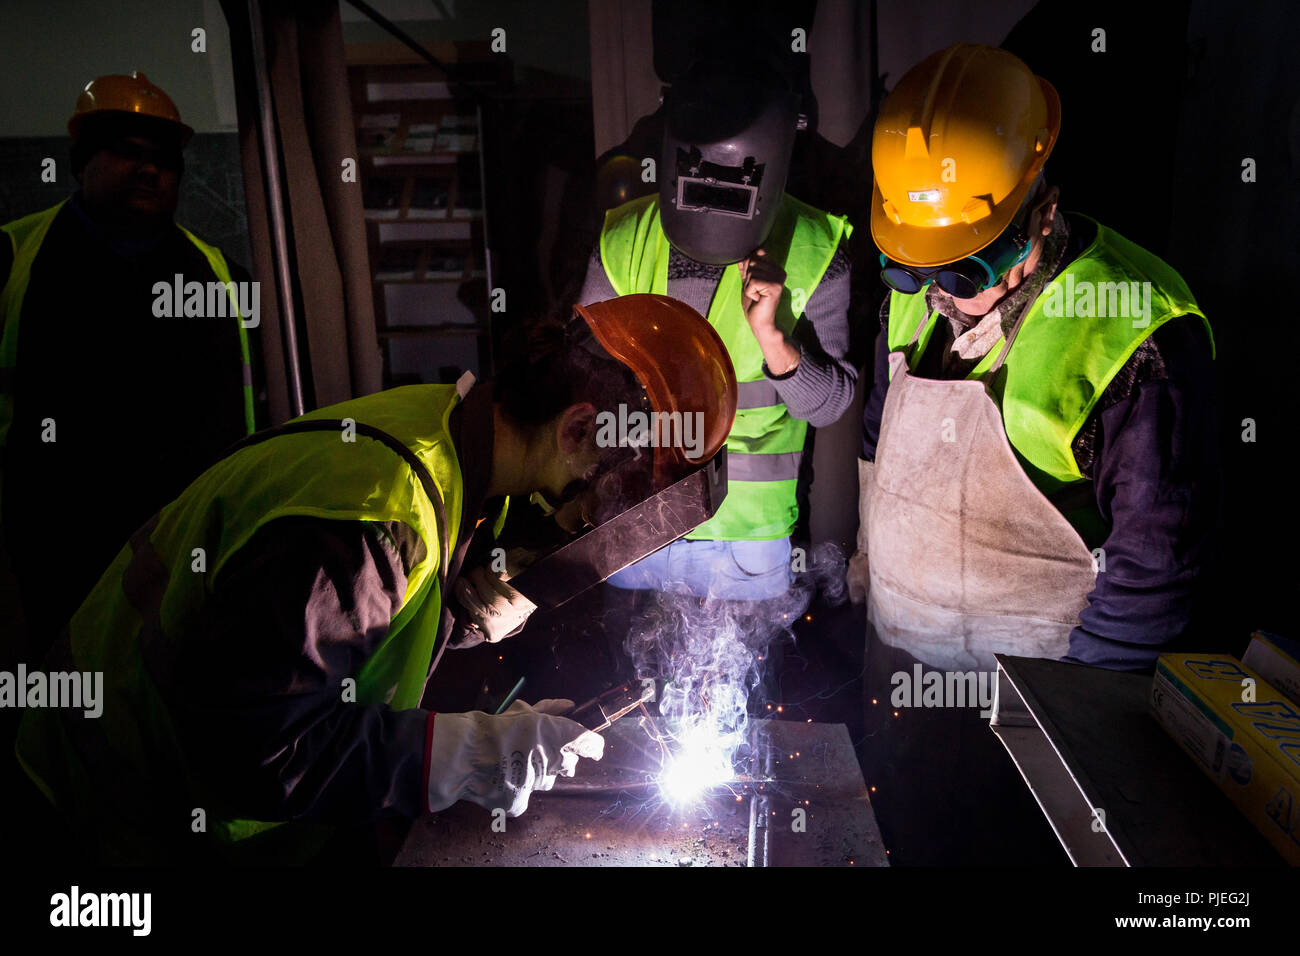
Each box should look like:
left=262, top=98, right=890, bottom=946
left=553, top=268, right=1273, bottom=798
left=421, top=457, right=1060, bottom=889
left=623, top=542, right=848, bottom=802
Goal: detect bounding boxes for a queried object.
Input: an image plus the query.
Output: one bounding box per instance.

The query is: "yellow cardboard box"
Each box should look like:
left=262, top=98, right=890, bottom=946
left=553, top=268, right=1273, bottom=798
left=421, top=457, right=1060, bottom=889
left=1243, top=631, right=1300, bottom=706
left=1151, top=653, right=1300, bottom=865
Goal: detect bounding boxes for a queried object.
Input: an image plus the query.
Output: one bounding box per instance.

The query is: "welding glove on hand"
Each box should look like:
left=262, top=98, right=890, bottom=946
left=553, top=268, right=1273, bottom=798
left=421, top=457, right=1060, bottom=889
left=426, top=699, right=605, bottom=818
left=453, top=555, right=538, bottom=643
left=847, top=459, right=874, bottom=605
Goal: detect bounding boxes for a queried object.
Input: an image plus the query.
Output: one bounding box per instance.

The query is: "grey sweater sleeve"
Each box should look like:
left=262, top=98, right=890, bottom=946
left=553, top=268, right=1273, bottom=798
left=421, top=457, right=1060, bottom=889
left=577, top=250, right=618, bottom=306
left=580, top=242, right=856, bottom=428
left=769, top=245, right=856, bottom=427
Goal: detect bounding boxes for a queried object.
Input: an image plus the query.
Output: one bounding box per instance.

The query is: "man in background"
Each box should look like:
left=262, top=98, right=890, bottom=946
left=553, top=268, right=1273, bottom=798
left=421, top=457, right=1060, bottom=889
left=0, top=72, right=257, bottom=659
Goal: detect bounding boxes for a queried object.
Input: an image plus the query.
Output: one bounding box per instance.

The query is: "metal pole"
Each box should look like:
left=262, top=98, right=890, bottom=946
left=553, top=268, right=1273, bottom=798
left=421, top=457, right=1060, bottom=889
left=246, top=0, right=306, bottom=418
left=747, top=728, right=774, bottom=867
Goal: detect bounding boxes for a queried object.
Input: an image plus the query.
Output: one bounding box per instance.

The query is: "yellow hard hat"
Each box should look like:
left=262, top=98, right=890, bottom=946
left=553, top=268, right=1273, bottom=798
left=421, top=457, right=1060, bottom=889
left=870, top=44, right=1060, bottom=267
left=68, top=72, right=194, bottom=146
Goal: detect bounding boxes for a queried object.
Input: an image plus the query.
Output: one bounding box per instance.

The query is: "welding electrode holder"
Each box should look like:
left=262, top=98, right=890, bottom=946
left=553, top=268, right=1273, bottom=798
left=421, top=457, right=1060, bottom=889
left=568, top=678, right=657, bottom=732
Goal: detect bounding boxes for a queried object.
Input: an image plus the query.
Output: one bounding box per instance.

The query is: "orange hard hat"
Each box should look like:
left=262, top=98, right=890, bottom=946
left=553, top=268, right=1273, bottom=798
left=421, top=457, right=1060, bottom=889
left=574, top=294, right=737, bottom=486
left=68, top=72, right=194, bottom=146
left=870, top=44, right=1060, bottom=267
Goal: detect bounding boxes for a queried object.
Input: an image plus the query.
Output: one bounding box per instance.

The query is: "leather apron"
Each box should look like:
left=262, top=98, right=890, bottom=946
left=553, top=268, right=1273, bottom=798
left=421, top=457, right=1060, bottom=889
left=865, top=313, right=1098, bottom=672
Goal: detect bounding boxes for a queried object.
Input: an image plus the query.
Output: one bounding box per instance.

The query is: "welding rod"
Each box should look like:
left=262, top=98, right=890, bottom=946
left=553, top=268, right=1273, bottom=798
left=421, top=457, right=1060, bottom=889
left=493, top=677, right=526, bottom=715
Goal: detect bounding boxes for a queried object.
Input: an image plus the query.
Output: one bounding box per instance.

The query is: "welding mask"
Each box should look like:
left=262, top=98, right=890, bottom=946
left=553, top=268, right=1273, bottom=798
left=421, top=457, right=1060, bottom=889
left=537, top=317, right=657, bottom=526
left=533, top=295, right=736, bottom=529
left=659, top=60, right=802, bottom=266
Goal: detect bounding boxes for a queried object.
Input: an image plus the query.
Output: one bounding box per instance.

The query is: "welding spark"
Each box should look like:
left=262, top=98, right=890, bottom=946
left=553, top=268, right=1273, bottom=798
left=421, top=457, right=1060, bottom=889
left=658, top=724, right=736, bottom=805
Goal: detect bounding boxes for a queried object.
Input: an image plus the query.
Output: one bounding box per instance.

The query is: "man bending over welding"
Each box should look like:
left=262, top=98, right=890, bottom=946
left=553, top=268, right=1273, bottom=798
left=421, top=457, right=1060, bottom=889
left=16, top=295, right=736, bottom=864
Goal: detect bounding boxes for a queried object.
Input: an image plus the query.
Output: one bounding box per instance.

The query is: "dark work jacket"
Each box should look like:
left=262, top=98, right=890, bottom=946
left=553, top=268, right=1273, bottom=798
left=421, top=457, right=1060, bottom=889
left=0, top=195, right=252, bottom=654
left=165, top=384, right=499, bottom=828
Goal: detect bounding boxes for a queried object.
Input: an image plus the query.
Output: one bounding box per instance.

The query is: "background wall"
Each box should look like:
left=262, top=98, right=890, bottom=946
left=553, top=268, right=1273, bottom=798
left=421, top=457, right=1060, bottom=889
left=0, top=0, right=237, bottom=137
left=340, top=0, right=591, bottom=83
left=0, top=0, right=247, bottom=264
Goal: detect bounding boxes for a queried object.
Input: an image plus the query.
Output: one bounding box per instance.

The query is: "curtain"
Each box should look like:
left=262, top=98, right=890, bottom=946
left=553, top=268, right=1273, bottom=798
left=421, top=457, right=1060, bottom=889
left=587, top=0, right=659, bottom=159
left=221, top=0, right=382, bottom=422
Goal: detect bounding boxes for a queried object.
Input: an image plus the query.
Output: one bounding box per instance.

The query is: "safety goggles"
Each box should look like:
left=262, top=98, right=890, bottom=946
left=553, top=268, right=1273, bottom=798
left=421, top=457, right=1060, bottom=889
left=879, top=193, right=1043, bottom=298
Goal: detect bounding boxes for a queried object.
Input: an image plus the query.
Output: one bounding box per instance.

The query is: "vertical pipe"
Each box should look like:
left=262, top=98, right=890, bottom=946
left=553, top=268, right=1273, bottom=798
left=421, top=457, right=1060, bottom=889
left=748, top=794, right=771, bottom=867
left=246, top=0, right=306, bottom=418
left=475, top=100, right=495, bottom=377
left=869, top=0, right=883, bottom=116
left=748, top=728, right=774, bottom=867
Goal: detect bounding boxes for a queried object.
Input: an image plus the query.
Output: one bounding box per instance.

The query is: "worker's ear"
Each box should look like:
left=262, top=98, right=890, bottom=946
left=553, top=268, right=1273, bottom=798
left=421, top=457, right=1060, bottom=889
left=1036, top=184, right=1061, bottom=235
left=556, top=402, right=597, bottom=456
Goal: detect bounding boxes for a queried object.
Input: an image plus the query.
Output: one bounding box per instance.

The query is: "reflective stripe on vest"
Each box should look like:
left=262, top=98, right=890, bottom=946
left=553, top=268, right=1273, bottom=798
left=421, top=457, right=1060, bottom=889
left=0, top=202, right=257, bottom=466
left=737, top=379, right=781, bottom=409
left=886, top=214, right=1212, bottom=524
left=177, top=224, right=257, bottom=436
left=599, top=193, right=850, bottom=540
left=16, top=384, right=463, bottom=855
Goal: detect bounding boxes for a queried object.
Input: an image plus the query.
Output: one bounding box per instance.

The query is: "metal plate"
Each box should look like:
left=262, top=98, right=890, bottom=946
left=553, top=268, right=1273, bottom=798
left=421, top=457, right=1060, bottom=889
left=992, top=654, right=1284, bottom=866
left=395, top=718, right=887, bottom=867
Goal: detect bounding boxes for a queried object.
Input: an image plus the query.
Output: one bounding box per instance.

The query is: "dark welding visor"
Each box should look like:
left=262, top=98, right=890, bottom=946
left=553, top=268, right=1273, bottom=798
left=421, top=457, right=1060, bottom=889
left=677, top=178, right=758, bottom=218
left=673, top=152, right=764, bottom=219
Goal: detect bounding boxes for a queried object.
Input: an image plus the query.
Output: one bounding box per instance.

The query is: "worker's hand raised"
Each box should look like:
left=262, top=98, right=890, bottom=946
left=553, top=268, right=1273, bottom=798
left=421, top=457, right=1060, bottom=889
left=425, top=700, right=605, bottom=818
left=739, top=248, right=786, bottom=335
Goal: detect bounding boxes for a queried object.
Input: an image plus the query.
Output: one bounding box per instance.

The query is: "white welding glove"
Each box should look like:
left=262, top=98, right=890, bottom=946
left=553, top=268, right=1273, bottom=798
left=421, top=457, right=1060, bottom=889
left=847, top=459, right=874, bottom=605
left=453, top=553, right=538, bottom=642
left=426, top=699, right=605, bottom=817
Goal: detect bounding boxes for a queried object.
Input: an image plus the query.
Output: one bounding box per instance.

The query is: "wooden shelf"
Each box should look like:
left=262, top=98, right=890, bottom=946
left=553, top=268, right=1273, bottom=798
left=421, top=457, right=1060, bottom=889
left=349, top=54, right=494, bottom=386
left=362, top=152, right=469, bottom=166
left=372, top=275, right=483, bottom=285
left=343, top=40, right=498, bottom=71
left=364, top=213, right=482, bottom=222
left=378, top=324, right=486, bottom=338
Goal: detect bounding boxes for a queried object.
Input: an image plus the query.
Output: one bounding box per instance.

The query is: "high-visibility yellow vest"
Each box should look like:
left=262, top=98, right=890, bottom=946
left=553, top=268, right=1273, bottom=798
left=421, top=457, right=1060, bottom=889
left=599, top=194, right=850, bottom=540
left=887, top=215, right=1212, bottom=540
left=16, top=385, right=462, bottom=861
left=0, top=201, right=257, bottom=494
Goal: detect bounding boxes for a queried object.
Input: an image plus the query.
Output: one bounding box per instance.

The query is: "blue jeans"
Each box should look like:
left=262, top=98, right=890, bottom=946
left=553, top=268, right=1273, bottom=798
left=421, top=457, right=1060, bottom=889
left=606, top=537, right=793, bottom=601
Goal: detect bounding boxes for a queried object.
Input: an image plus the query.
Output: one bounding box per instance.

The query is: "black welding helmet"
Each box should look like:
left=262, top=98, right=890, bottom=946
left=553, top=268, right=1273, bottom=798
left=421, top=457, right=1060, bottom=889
left=659, top=57, right=802, bottom=266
